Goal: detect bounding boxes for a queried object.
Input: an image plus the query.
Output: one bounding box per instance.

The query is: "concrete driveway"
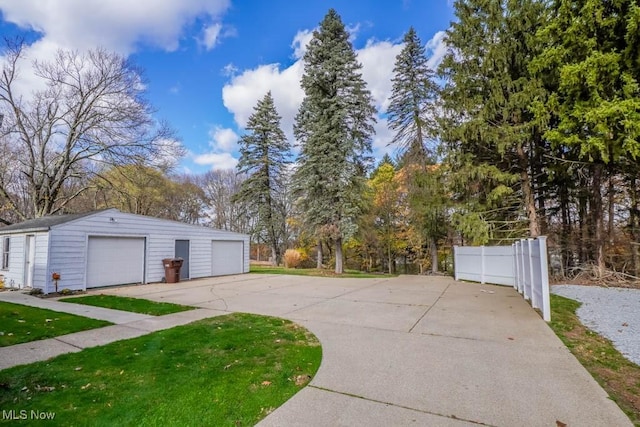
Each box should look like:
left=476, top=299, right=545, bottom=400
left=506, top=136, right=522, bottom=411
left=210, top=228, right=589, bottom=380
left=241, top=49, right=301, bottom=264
left=100, top=274, right=631, bottom=426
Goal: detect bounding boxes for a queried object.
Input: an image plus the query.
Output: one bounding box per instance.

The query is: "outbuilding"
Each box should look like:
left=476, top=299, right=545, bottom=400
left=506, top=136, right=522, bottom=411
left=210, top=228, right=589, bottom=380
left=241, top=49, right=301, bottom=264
left=0, top=209, right=249, bottom=293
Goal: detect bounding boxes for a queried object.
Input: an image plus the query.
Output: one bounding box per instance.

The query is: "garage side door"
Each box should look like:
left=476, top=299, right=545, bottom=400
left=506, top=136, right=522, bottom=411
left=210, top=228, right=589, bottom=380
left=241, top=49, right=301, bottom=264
left=211, top=240, right=243, bottom=276
left=87, top=236, right=145, bottom=288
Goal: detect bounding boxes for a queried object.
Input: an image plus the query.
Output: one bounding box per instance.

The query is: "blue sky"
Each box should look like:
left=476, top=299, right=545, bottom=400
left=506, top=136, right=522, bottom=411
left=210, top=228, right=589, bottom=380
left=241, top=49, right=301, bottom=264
left=0, top=1, right=454, bottom=174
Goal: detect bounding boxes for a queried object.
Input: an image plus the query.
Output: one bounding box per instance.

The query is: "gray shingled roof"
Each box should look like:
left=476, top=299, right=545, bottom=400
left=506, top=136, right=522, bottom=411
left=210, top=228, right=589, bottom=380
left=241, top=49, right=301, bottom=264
left=0, top=211, right=100, bottom=234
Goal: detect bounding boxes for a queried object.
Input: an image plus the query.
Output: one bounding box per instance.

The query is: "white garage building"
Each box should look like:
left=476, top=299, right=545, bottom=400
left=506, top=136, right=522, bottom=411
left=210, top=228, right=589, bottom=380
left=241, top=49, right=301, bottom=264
left=0, top=209, right=249, bottom=293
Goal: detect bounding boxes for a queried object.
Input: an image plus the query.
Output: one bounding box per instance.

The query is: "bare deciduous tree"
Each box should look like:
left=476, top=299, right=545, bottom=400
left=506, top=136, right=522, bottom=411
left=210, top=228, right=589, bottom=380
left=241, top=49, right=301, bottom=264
left=198, top=170, right=254, bottom=234
left=0, top=39, right=180, bottom=223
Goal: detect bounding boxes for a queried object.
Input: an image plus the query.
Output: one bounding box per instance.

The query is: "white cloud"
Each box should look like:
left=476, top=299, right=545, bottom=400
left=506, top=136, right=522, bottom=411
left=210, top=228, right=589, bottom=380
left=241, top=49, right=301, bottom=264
left=372, top=117, right=396, bottom=159
left=193, top=152, right=238, bottom=170
left=426, top=30, right=448, bottom=71
left=222, top=61, right=305, bottom=141
left=291, top=29, right=314, bottom=60
left=1, top=39, right=61, bottom=98
left=357, top=39, right=403, bottom=113
left=222, top=63, right=239, bottom=77
left=201, top=23, right=222, bottom=50
left=209, top=126, right=239, bottom=152
left=190, top=125, right=239, bottom=171
left=0, top=0, right=230, bottom=54
left=346, top=23, right=361, bottom=43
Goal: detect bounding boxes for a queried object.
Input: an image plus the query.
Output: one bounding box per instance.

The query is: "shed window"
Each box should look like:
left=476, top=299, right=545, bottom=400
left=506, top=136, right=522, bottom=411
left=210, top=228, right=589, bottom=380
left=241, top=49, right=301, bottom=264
left=1, top=237, right=9, bottom=270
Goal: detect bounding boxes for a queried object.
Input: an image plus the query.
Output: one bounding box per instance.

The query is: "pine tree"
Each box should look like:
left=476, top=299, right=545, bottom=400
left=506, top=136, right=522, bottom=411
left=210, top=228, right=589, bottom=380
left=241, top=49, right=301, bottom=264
left=388, top=27, right=438, bottom=163
left=388, top=27, right=444, bottom=270
left=439, top=0, right=548, bottom=241
left=233, top=92, right=290, bottom=266
left=293, top=9, right=377, bottom=274
left=532, top=0, right=640, bottom=275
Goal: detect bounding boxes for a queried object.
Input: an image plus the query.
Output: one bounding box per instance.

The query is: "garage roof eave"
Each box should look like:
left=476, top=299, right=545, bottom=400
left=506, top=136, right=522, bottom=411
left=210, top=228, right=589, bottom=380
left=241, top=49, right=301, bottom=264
left=0, top=210, right=103, bottom=235
left=0, top=226, right=50, bottom=235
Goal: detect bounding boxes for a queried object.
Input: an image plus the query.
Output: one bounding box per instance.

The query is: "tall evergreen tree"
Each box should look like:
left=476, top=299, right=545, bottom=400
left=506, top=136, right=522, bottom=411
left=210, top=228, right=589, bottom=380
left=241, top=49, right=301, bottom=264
left=293, top=9, right=376, bottom=273
left=388, top=27, right=438, bottom=163
left=388, top=27, right=444, bottom=270
left=233, top=92, right=290, bottom=266
left=532, top=0, right=640, bottom=275
left=439, top=0, right=548, bottom=240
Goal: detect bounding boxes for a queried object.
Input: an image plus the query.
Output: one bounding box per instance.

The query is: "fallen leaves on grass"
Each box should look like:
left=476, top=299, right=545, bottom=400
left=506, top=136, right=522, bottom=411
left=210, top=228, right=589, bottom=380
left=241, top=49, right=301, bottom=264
left=293, top=375, right=311, bottom=386
left=223, top=360, right=239, bottom=371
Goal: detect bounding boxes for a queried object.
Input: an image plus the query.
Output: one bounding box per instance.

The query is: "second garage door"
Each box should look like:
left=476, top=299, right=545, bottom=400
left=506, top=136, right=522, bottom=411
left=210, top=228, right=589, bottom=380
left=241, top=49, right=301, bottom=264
left=86, top=236, right=145, bottom=288
left=212, top=240, right=244, bottom=276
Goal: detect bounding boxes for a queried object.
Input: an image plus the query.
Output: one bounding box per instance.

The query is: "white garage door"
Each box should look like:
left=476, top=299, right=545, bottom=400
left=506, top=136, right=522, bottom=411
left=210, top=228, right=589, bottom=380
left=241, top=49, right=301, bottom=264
left=212, top=240, right=244, bottom=276
left=87, top=236, right=145, bottom=288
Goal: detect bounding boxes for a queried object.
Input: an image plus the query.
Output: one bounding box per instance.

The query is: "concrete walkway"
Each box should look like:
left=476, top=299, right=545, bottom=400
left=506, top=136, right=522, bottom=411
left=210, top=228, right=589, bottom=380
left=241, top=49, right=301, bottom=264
left=0, top=274, right=633, bottom=426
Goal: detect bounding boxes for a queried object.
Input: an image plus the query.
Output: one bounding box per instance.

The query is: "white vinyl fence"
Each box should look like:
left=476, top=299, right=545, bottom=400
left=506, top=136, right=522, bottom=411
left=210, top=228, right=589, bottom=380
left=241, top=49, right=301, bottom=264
left=453, top=236, right=551, bottom=321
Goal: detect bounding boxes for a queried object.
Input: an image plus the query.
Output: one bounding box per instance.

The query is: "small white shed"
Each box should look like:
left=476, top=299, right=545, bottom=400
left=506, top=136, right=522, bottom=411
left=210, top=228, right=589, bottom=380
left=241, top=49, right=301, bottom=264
left=0, top=209, right=249, bottom=293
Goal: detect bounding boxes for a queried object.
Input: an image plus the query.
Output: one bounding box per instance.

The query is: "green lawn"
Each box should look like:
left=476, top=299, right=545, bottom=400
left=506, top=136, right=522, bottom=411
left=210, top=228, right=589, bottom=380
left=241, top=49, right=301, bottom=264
left=0, top=301, right=112, bottom=347
left=550, top=294, right=640, bottom=425
left=0, top=313, right=321, bottom=426
left=59, top=295, right=194, bottom=316
left=251, top=265, right=392, bottom=278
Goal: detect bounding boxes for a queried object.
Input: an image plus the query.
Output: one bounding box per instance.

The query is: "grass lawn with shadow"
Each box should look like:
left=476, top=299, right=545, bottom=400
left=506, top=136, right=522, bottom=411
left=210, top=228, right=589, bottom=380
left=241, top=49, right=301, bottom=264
left=0, top=301, right=112, bottom=347
left=59, top=294, right=194, bottom=316
left=0, top=313, right=321, bottom=426
left=251, top=265, right=393, bottom=278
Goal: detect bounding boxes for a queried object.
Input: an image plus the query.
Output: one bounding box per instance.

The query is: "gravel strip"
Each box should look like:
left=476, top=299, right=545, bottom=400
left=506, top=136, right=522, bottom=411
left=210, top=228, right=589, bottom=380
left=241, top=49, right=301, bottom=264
left=552, top=285, right=640, bottom=366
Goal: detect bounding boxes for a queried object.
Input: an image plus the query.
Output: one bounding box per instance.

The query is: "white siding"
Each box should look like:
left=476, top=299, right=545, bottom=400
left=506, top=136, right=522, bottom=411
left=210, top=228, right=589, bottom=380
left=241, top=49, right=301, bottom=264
left=0, top=232, right=49, bottom=290
left=47, top=209, right=249, bottom=291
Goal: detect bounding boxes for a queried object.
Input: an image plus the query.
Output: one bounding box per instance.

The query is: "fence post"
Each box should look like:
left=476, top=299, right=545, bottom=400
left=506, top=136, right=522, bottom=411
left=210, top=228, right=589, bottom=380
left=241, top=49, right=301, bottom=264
left=516, top=241, right=524, bottom=294
left=538, top=236, right=551, bottom=322
left=453, top=246, right=459, bottom=281
left=529, top=238, right=537, bottom=303
left=480, top=245, right=485, bottom=284
left=512, top=243, right=517, bottom=290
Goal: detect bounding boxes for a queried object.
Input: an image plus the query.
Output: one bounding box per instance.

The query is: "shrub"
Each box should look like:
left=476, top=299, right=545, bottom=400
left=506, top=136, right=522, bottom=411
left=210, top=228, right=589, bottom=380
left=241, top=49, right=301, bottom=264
left=283, top=249, right=302, bottom=268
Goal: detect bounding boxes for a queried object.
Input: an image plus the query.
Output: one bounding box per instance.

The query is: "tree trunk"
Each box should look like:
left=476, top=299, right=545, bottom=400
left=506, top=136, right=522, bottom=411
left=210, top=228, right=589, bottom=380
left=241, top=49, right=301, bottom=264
left=517, top=142, right=539, bottom=237
left=270, top=245, right=278, bottom=267
left=630, top=176, right=639, bottom=277
left=592, top=164, right=605, bottom=277
left=578, top=188, right=588, bottom=264
left=534, top=142, right=547, bottom=235
left=559, top=180, right=571, bottom=275
left=607, top=168, right=615, bottom=245
left=316, top=239, right=323, bottom=269
left=335, top=236, right=343, bottom=274
left=430, top=237, right=438, bottom=274
left=387, top=243, right=392, bottom=274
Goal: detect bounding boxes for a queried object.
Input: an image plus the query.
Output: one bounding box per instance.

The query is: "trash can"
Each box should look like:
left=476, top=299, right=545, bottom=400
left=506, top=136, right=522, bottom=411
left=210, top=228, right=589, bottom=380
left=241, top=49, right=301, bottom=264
left=162, top=258, right=184, bottom=283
